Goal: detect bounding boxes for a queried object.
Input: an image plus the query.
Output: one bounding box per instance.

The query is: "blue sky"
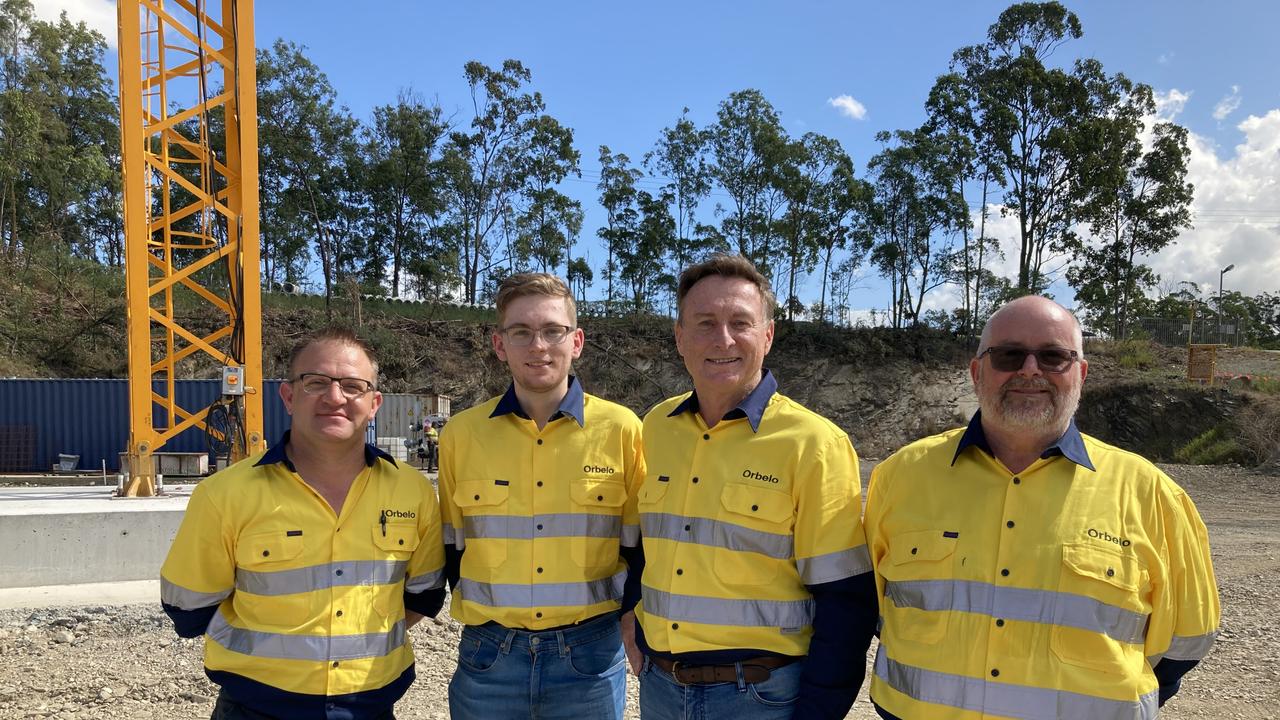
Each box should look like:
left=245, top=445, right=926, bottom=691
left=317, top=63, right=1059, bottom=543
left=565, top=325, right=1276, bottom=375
left=42, top=0, right=1280, bottom=317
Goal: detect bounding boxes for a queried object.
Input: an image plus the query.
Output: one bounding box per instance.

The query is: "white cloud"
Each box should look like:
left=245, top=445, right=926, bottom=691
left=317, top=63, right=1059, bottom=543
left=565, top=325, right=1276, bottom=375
left=1212, top=85, right=1242, bottom=121
left=1154, top=89, right=1191, bottom=121
left=1143, top=108, right=1280, bottom=300
left=31, top=0, right=117, bottom=47
left=1157, top=52, right=1175, bottom=65
left=827, top=94, right=867, bottom=121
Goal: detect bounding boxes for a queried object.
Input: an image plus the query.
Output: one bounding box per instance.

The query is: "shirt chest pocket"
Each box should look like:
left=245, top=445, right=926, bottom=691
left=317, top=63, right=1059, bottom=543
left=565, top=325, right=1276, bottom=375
left=712, top=484, right=794, bottom=586
left=454, top=481, right=510, bottom=568
left=569, top=479, right=627, bottom=573
left=233, top=531, right=311, bottom=629
left=370, top=523, right=417, bottom=618
left=1051, top=543, right=1151, bottom=675
left=880, top=530, right=958, bottom=645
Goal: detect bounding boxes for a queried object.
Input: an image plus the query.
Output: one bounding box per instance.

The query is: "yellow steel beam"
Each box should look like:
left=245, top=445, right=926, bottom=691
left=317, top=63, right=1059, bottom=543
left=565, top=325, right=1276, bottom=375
left=119, top=0, right=262, bottom=497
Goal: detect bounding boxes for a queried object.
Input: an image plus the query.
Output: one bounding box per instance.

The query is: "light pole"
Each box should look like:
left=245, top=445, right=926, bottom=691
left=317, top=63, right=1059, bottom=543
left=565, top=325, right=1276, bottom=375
left=1219, top=263, right=1235, bottom=343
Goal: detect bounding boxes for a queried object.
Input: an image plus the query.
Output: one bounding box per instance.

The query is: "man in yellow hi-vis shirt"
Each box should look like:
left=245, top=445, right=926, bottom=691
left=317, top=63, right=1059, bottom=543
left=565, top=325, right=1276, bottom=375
left=632, top=253, right=878, bottom=720
left=866, top=296, right=1220, bottom=720
left=160, top=328, right=446, bottom=720
left=438, top=273, right=645, bottom=719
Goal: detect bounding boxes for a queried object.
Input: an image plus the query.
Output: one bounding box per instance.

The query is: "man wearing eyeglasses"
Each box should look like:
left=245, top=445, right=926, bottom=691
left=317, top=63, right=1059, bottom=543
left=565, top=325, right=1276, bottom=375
left=161, top=327, right=446, bottom=720
left=437, top=273, right=645, bottom=719
left=864, top=296, right=1220, bottom=720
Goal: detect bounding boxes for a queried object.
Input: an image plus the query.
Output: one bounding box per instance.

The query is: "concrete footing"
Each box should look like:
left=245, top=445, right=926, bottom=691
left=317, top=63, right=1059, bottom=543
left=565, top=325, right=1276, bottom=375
left=0, top=485, right=193, bottom=589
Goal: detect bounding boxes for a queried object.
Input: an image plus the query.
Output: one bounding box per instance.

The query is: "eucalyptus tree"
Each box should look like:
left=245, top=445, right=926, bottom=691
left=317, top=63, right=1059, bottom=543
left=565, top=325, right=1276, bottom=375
left=513, top=114, right=582, bottom=275
left=362, top=91, right=448, bottom=297
left=257, top=39, right=363, bottom=310
left=645, top=108, right=713, bottom=284
left=1069, top=83, right=1193, bottom=338
left=706, top=89, right=789, bottom=278
left=866, top=128, right=968, bottom=328
left=596, top=145, right=641, bottom=313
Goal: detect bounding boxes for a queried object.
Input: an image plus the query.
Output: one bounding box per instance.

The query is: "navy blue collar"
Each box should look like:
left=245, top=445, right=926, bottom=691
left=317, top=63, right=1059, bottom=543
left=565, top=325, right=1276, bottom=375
left=253, top=430, right=397, bottom=472
left=489, top=375, right=586, bottom=427
left=951, top=411, right=1095, bottom=471
left=668, top=369, right=777, bottom=433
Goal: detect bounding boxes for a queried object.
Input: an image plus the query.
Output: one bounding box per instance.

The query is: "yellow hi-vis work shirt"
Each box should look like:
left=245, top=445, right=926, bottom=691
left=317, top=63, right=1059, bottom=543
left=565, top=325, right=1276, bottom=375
left=865, top=418, right=1220, bottom=720
left=159, top=436, right=445, bottom=715
left=438, top=379, right=645, bottom=629
left=635, top=380, right=871, bottom=658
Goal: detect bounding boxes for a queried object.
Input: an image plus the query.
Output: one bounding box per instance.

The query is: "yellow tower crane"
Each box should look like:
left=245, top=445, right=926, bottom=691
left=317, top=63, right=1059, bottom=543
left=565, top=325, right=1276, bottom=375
left=116, top=0, right=264, bottom=496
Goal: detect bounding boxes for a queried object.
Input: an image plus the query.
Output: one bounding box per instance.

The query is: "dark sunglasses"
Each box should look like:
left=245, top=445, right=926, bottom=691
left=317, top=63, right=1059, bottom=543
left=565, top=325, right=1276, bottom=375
left=978, top=345, right=1080, bottom=373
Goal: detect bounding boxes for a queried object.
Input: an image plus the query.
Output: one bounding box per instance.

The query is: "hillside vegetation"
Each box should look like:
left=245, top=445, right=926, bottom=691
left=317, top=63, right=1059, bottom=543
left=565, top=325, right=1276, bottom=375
left=2, top=251, right=1277, bottom=464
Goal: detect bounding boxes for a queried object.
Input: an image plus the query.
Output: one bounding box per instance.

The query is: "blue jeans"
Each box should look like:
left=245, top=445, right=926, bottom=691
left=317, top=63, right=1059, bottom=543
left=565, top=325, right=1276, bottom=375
left=447, top=612, right=627, bottom=719
left=638, top=656, right=802, bottom=720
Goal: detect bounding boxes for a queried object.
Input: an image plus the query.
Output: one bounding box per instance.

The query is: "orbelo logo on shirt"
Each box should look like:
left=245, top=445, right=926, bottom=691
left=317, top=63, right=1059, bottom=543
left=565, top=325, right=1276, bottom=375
left=383, top=508, right=417, bottom=519
left=584, top=464, right=616, bottom=475
left=742, top=469, right=780, bottom=484
left=1087, top=527, right=1131, bottom=547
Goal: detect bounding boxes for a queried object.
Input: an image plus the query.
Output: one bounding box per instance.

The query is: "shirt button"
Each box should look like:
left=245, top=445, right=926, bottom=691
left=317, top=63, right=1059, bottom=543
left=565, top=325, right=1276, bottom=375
left=335, top=569, right=344, bottom=577
left=262, top=550, right=270, bottom=557
left=676, top=568, right=683, bottom=575
left=1000, top=569, right=1010, bottom=577
left=336, top=610, right=343, bottom=617
left=536, top=612, right=543, bottom=619
left=597, top=495, right=604, bottom=501
left=332, top=661, right=340, bottom=668
left=672, top=622, right=679, bottom=630
left=474, top=494, right=480, bottom=500
left=537, top=481, right=544, bottom=487
left=991, top=668, right=1000, bottom=677
left=703, top=434, right=710, bottom=440
left=751, top=504, right=758, bottom=512
left=537, top=567, right=543, bottom=573
left=691, top=477, right=699, bottom=484
left=1006, top=520, right=1015, bottom=529
left=1012, top=477, right=1021, bottom=485
left=537, top=524, right=544, bottom=531
left=1106, top=568, right=1115, bottom=577
left=910, top=547, right=918, bottom=555
left=684, top=524, right=691, bottom=532
left=537, top=439, right=544, bottom=445
left=995, top=618, right=1005, bottom=627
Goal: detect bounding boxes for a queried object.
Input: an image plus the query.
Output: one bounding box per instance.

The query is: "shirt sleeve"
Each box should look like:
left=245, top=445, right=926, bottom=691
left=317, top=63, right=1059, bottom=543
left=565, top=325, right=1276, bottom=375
left=620, top=414, right=646, bottom=550
left=1145, top=480, right=1221, bottom=702
left=438, top=422, right=463, bottom=551
left=160, top=484, right=234, bottom=638
left=404, top=467, right=447, bottom=618
left=793, top=431, right=876, bottom=717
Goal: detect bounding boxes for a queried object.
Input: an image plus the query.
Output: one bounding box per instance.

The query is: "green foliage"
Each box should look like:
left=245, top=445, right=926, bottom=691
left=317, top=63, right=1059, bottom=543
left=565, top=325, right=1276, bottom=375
left=1174, top=426, right=1247, bottom=466
left=1113, top=339, right=1158, bottom=370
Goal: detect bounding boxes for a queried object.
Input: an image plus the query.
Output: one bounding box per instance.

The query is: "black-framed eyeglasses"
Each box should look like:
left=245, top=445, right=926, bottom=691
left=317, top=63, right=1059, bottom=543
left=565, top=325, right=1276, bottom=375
left=292, top=373, right=376, bottom=398
left=501, top=324, right=575, bottom=347
left=977, top=345, right=1080, bottom=374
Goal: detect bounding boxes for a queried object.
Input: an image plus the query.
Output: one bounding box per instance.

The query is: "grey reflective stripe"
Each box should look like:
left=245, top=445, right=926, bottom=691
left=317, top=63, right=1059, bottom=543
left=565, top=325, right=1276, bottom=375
left=874, top=651, right=1159, bottom=720
left=641, top=512, right=793, bottom=559
left=797, top=545, right=872, bottom=584
left=457, top=569, right=626, bottom=608
left=405, top=568, right=445, bottom=593
left=160, top=578, right=231, bottom=610
left=641, top=585, right=814, bottom=629
left=206, top=611, right=406, bottom=661
left=1162, top=630, right=1218, bottom=661
left=235, top=560, right=407, bottom=597
left=621, top=524, right=640, bottom=548
left=443, top=523, right=462, bottom=550
left=886, top=579, right=1148, bottom=645
left=465, top=513, right=622, bottom=540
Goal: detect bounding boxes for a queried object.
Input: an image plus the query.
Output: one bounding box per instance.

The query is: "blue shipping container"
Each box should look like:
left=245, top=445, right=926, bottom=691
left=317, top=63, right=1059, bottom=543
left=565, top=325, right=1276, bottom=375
left=0, top=378, right=299, bottom=473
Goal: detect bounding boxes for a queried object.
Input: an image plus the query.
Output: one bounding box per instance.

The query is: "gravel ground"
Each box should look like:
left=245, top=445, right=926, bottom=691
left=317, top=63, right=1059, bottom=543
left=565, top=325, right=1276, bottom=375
left=1, top=463, right=1276, bottom=719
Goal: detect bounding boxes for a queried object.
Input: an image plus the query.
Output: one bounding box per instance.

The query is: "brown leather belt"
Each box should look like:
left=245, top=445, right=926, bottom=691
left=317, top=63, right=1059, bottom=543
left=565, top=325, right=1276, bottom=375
left=650, top=655, right=796, bottom=685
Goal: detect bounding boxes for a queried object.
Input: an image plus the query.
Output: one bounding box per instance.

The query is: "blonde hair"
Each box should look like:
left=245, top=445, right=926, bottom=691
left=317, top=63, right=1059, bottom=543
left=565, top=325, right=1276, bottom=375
left=495, top=273, right=578, bottom=327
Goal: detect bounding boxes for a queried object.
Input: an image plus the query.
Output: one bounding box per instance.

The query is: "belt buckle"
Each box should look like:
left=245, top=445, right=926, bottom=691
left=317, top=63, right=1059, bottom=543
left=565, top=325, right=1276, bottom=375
left=669, top=660, right=691, bottom=685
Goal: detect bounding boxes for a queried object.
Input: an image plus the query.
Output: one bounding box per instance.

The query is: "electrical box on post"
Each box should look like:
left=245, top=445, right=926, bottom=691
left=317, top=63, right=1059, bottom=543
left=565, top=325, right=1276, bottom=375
left=222, top=366, right=246, bottom=396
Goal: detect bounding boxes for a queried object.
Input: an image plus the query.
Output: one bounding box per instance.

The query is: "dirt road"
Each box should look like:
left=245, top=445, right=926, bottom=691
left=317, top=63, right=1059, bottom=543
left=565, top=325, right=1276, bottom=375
left=0, top=463, right=1275, bottom=719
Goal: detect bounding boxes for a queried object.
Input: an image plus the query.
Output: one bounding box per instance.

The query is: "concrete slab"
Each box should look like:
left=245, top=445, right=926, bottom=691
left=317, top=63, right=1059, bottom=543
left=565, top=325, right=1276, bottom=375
left=0, top=579, right=160, bottom=610
left=0, top=484, right=195, bottom=589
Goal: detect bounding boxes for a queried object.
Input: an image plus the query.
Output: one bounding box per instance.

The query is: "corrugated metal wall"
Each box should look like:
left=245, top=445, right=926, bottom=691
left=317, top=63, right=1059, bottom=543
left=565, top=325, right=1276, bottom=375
left=0, top=379, right=296, bottom=473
